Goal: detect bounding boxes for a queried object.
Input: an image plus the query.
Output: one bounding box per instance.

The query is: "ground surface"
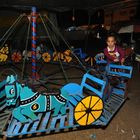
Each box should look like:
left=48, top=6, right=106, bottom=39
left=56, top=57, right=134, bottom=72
left=0, top=63, right=140, bottom=140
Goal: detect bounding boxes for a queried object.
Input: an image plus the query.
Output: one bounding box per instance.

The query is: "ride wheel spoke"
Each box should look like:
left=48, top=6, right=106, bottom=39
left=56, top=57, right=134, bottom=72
left=74, top=95, right=103, bottom=126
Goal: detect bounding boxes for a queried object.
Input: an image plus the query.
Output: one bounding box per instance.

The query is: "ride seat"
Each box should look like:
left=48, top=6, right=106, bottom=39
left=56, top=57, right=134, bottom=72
left=62, top=69, right=106, bottom=99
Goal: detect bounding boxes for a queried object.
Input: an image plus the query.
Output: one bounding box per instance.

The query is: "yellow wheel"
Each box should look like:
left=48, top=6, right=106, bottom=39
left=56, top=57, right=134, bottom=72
left=74, top=96, right=103, bottom=126
left=42, top=52, right=51, bottom=62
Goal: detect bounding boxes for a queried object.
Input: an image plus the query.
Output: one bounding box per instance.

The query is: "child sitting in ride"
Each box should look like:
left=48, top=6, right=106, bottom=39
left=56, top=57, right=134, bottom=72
left=104, top=33, right=125, bottom=64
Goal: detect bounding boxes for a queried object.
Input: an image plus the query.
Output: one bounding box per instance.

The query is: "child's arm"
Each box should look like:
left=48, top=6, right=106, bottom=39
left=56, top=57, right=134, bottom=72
left=118, top=47, right=125, bottom=64
left=104, top=48, right=117, bottom=62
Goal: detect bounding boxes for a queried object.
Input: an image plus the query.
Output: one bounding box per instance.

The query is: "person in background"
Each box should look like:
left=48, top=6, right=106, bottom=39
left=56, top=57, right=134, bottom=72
left=104, top=33, right=125, bottom=64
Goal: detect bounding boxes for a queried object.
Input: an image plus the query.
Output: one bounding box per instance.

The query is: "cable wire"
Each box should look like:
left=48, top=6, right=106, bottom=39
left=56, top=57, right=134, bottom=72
left=44, top=15, right=87, bottom=72
left=21, top=17, right=31, bottom=80
left=39, top=14, right=69, bottom=83
left=0, top=14, right=25, bottom=47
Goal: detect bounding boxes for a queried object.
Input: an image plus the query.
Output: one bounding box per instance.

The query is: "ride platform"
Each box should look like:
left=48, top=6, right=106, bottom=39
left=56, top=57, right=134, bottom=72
left=1, top=91, right=125, bottom=139
left=0, top=64, right=132, bottom=139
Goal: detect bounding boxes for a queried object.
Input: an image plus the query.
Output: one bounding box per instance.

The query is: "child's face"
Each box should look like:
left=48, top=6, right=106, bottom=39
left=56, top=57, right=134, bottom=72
left=107, top=36, right=116, bottom=48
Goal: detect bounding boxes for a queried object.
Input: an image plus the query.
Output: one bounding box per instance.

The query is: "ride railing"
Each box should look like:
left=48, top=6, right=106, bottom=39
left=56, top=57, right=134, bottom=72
left=106, top=64, right=133, bottom=97
left=81, top=70, right=106, bottom=98
left=107, top=64, right=133, bottom=79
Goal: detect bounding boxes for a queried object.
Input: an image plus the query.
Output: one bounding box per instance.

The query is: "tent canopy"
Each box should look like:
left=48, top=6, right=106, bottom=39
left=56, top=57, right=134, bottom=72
left=118, top=25, right=140, bottom=33
left=0, top=0, right=123, bottom=11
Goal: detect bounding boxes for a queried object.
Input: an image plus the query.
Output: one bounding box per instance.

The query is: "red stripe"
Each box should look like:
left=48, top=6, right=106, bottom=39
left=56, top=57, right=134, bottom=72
left=32, top=37, right=36, bottom=41
left=32, top=18, right=36, bottom=21
left=32, top=66, right=36, bottom=69
left=32, top=51, right=36, bottom=55
left=32, top=26, right=36, bottom=30
left=32, top=27, right=36, bottom=30
left=32, top=44, right=36, bottom=47
left=32, top=29, right=36, bottom=33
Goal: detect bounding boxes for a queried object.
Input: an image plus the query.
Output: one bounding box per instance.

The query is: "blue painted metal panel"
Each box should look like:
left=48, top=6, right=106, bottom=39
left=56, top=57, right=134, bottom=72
left=81, top=73, right=106, bottom=98
left=95, top=53, right=107, bottom=64
left=12, top=122, right=22, bottom=135
left=68, top=96, right=81, bottom=106
left=20, top=123, right=31, bottom=134
left=4, top=91, right=127, bottom=137
left=30, top=114, right=43, bottom=132
left=62, top=83, right=82, bottom=96
left=68, top=105, right=75, bottom=126
left=59, top=115, right=67, bottom=128
left=7, top=119, right=17, bottom=136
left=40, top=112, right=51, bottom=130
left=2, top=62, right=132, bottom=138
left=99, top=116, right=108, bottom=124
left=50, top=115, right=63, bottom=129
left=107, top=64, right=133, bottom=78
left=112, top=88, right=125, bottom=95
left=116, top=83, right=127, bottom=89
left=73, top=48, right=87, bottom=59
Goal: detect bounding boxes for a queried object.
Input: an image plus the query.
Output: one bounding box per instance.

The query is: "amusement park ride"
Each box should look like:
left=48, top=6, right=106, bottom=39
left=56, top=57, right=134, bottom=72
left=0, top=7, right=133, bottom=139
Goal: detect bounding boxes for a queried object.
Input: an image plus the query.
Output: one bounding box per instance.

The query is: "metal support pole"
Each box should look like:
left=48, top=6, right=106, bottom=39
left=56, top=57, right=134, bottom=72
left=31, top=7, right=37, bottom=80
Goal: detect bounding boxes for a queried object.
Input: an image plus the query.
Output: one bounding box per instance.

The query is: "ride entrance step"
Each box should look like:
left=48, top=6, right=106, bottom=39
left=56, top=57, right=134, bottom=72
left=101, top=93, right=125, bottom=125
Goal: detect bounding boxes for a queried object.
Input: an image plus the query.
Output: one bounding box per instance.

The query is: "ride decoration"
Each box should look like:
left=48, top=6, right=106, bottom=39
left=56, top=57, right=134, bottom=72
left=94, top=53, right=107, bottom=64
left=5, top=75, right=73, bottom=122
left=0, top=46, right=9, bottom=62
left=63, top=49, right=72, bottom=63
left=0, top=6, right=134, bottom=140
left=36, top=45, right=42, bottom=60
left=42, top=52, right=51, bottom=62
left=53, top=51, right=64, bottom=62
left=31, top=7, right=37, bottom=79
left=22, top=50, right=32, bottom=60
left=85, top=56, right=95, bottom=66
left=22, top=49, right=73, bottom=63
left=51, top=50, right=72, bottom=63
left=11, top=51, right=22, bottom=62
left=0, top=64, right=133, bottom=138
left=74, top=96, right=103, bottom=126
